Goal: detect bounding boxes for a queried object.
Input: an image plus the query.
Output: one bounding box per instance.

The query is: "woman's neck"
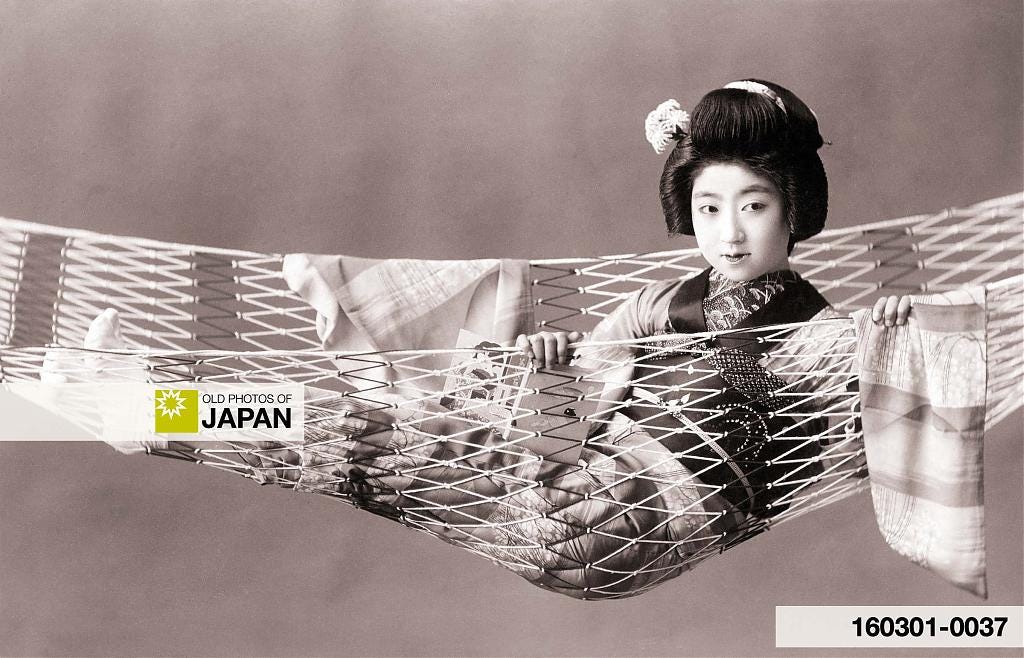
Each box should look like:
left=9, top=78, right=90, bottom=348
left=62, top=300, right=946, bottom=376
left=708, top=266, right=796, bottom=286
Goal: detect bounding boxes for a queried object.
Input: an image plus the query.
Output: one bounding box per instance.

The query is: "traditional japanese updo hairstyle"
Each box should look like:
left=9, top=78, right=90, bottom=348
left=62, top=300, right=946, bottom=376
left=654, top=79, right=828, bottom=245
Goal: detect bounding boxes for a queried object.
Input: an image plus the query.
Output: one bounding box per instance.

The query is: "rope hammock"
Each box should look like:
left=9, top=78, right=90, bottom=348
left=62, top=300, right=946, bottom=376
left=0, top=192, right=1021, bottom=600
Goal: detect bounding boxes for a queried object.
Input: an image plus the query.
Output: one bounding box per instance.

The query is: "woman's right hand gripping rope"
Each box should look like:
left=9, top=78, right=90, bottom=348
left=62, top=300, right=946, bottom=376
left=515, top=330, right=583, bottom=368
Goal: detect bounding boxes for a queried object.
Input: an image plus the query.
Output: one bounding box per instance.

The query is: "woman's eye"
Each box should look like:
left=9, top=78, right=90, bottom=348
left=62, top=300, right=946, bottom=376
left=742, top=201, right=767, bottom=212
left=698, top=205, right=718, bottom=214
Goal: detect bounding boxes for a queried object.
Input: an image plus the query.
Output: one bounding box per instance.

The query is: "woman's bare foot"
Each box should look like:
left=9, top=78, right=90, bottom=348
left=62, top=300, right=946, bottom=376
left=85, top=308, right=127, bottom=351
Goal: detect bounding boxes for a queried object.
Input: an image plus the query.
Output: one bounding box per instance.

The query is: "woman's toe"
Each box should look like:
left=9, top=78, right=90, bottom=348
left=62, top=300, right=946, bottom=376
left=85, top=308, right=127, bottom=350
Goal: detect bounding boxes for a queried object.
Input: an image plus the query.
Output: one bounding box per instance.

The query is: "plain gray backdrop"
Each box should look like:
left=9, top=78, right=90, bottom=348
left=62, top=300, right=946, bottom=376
left=0, top=1, right=1021, bottom=656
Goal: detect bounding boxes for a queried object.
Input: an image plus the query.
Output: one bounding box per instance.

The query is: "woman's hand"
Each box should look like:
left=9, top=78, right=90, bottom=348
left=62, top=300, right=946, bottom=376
left=514, top=330, right=583, bottom=368
left=871, top=295, right=913, bottom=326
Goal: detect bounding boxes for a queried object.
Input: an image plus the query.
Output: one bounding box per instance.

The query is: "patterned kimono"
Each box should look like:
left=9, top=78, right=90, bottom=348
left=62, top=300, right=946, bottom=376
left=592, top=268, right=835, bottom=519
left=83, top=267, right=852, bottom=599
left=280, top=268, right=862, bottom=599
left=291, top=388, right=734, bottom=600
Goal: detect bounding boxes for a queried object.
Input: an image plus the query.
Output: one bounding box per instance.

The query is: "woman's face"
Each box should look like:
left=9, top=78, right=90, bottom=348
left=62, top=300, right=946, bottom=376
left=690, top=162, right=791, bottom=282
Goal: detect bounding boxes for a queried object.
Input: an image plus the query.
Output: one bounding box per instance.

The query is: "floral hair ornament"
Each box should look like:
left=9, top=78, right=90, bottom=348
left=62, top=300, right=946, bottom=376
left=722, top=80, right=787, bottom=114
left=645, top=99, right=690, bottom=154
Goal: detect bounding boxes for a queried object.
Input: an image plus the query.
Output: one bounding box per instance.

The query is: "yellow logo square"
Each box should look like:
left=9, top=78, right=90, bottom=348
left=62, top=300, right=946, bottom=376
left=154, top=389, right=199, bottom=433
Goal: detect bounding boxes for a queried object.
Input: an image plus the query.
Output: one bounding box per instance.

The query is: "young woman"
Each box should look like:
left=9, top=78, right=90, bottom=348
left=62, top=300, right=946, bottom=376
left=518, top=79, right=911, bottom=519
left=75, top=79, right=911, bottom=600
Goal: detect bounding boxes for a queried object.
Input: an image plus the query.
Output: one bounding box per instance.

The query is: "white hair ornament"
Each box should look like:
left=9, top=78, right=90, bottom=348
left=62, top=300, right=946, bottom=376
left=722, top=80, right=787, bottom=114
left=644, top=99, right=690, bottom=154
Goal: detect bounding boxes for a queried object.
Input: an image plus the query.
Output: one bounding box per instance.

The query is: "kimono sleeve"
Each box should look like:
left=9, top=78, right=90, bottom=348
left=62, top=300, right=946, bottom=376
left=573, top=278, right=682, bottom=377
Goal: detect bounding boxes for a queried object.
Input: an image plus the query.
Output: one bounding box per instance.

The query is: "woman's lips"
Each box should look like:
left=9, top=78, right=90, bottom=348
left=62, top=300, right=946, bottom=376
left=722, top=253, right=749, bottom=263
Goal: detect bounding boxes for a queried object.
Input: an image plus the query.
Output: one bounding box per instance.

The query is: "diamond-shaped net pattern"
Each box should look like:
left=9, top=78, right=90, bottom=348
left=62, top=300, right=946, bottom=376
left=0, top=192, right=1020, bottom=600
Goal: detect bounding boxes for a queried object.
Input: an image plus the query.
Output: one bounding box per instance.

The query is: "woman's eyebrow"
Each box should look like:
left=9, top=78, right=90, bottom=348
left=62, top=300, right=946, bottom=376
left=740, top=184, right=774, bottom=194
left=692, top=190, right=720, bottom=199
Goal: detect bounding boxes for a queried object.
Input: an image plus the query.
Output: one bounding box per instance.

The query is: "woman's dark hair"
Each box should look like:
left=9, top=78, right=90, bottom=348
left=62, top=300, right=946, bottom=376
left=659, top=79, right=828, bottom=244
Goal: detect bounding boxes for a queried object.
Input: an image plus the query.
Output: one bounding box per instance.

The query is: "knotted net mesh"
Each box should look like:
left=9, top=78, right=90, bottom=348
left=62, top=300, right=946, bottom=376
left=0, top=192, right=1021, bottom=599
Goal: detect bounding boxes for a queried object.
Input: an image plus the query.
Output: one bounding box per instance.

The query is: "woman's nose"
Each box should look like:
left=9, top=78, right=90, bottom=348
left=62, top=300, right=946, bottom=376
left=721, top=211, right=745, bottom=243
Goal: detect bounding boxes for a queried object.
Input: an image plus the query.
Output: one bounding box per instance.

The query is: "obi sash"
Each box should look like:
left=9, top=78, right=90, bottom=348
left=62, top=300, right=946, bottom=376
left=622, top=268, right=830, bottom=518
